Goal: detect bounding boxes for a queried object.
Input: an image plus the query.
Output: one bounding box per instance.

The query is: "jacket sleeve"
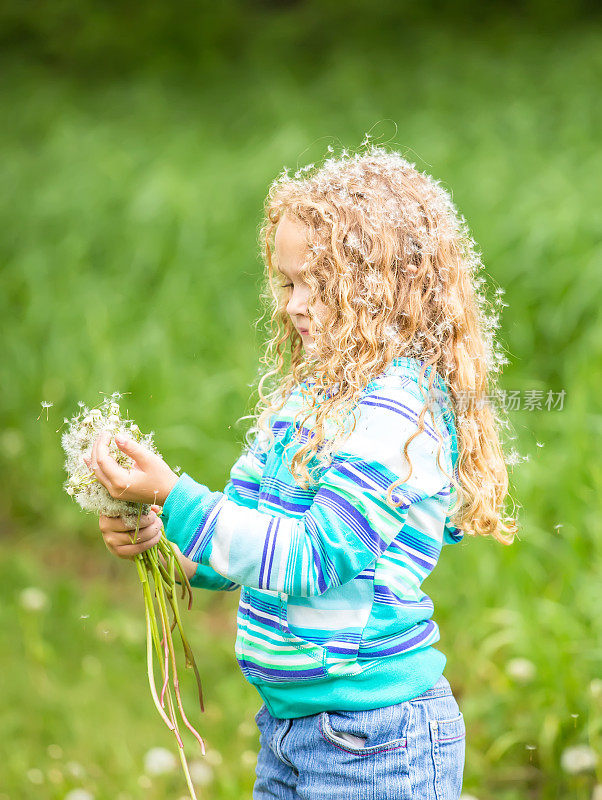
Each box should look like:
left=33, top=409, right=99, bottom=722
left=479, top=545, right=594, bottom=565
left=161, top=385, right=452, bottom=597
left=161, top=433, right=268, bottom=592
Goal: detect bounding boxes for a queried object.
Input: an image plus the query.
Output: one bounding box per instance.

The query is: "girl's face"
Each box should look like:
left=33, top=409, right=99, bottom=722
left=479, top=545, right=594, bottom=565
left=274, top=214, right=327, bottom=347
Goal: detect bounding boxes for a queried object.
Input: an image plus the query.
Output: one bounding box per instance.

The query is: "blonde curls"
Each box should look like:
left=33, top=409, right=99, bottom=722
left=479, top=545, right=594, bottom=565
left=241, top=143, right=518, bottom=546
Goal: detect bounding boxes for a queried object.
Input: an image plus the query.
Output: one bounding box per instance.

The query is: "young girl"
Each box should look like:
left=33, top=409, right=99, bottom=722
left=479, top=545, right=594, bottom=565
left=89, top=144, right=517, bottom=799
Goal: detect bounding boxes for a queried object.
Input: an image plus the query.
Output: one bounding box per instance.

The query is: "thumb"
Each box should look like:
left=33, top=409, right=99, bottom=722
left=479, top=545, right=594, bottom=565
left=114, top=433, right=149, bottom=464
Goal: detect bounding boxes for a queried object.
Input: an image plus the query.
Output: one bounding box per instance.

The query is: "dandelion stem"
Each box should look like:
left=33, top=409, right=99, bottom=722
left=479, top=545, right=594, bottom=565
left=165, top=551, right=205, bottom=712
left=136, top=557, right=175, bottom=731
left=150, top=557, right=206, bottom=754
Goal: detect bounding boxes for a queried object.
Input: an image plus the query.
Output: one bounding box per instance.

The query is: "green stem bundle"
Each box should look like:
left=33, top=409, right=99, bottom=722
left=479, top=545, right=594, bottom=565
left=130, top=503, right=205, bottom=800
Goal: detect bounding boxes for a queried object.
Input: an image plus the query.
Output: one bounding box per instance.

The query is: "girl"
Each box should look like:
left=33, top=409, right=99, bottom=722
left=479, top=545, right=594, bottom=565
left=88, top=144, right=517, bottom=799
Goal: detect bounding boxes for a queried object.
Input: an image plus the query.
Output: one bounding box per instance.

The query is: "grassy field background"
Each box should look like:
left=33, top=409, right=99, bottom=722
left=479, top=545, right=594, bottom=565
left=1, top=4, right=601, bottom=798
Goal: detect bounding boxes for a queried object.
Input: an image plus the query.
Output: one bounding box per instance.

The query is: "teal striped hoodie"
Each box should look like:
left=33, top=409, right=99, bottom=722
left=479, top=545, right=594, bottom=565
left=161, top=356, right=464, bottom=719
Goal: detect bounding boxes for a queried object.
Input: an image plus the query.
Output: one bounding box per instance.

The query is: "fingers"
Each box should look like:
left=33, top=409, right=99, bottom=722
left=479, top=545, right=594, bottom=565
left=114, top=433, right=151, bottom=469
left=102, top=518, right=163, bottom=559
left=111, top=528, right=163, bottom=559
left=99, top=511, right=157, bottom=533
left=94, top=431, right=132, bottom=494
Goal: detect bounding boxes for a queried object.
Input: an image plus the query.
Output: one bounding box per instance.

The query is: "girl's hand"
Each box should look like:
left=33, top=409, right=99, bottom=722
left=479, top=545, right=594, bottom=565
left=84, top=430, right=180, bottom=506
left=99, top=504, right=165, bottom=560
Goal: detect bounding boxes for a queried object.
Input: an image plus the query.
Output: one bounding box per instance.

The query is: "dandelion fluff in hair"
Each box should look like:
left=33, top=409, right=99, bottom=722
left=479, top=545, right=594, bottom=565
left=255, top=141, right=519, bottom=545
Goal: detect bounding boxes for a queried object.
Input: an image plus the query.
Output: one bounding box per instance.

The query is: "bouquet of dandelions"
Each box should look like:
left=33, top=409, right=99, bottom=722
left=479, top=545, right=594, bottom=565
left=61, top=393, right=205, bottom=800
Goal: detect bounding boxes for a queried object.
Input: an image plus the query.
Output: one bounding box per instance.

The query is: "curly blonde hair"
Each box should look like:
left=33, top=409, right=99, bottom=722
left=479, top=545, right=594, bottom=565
left=240, top=143, right=518, bottom=546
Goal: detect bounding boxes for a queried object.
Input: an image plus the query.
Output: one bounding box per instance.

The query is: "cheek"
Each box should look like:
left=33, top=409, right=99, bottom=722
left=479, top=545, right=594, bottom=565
left=312, top=297, right=328, bottom=322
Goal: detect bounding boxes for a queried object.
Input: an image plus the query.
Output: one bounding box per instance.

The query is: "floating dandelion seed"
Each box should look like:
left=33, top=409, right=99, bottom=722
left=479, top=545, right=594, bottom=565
left=554, top=523, right=563, bottom=533
left=37, top=400, right=54, bottom=421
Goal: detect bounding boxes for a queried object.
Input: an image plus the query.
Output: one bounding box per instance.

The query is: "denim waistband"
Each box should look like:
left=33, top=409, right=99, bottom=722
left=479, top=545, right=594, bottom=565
left=408, top=673, right=452, bottom=701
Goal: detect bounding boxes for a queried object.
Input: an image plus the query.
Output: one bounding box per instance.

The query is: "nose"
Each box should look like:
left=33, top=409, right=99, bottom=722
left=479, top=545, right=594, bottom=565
left=286, top=288, right=306, bottom=318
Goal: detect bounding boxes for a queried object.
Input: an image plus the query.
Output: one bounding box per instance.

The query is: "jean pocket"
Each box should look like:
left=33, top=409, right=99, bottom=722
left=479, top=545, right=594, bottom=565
left=429, top=711, right=466, bottom=800
left=319, top=706, right=409, bottom=756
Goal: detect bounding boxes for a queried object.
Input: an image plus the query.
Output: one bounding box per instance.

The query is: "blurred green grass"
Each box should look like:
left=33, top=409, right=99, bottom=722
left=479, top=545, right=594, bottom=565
left=1, top=9, right=602, bottom=799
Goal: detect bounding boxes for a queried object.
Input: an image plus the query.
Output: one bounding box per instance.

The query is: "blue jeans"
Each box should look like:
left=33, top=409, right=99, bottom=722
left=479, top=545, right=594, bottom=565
left=252, top=674, right=465, bottom=799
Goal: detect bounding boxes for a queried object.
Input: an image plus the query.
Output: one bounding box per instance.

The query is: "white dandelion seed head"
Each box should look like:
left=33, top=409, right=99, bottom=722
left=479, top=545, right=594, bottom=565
left=241, top=750, right=257, bottom=768
left=204, top=749, right=223, bottom=766
left=143, top=747, right=177, bottom=776
left=64, top=789, right=95, bottom=800
left=65, top=761, right=86, bottom=778
left=589, top=678, right=602, bottom=699
left=61, top=395, right=161, bottom=526
left=19, top=586, right=49, bottom=612
left=560, top=744, right=598, bottom=774
left=505, top=657, right=536, bottom=683
left=26, top=768, right=44, bottom=784
left=189, top=759, right=214, bottom=785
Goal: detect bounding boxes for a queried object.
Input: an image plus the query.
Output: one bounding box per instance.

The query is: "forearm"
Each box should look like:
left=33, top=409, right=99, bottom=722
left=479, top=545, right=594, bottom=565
left=174, top=550, right=198, bottom=584
left=158, top=541, right=197, bottom=584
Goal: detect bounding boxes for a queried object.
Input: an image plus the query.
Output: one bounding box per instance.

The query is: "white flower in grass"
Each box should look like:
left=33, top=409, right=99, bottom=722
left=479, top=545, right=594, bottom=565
left=204, top=748, right=223, bottom=766
left=505, top=657, right=536, bottom=683
left=64, top=790, right=95, bottom=800
left=241, top=750, right=257, bottom=767
left=19, top=586, right=49, bottom=612
left=189, top=759, right=214, bottom=785
left=238, top=719, right=257, bottom=737
left=560, top=744, right=598, bottom=774
left=27, top=768, right=44, bottom=784
left=589, top=679, right=602, bottom=699
left=65, top=762, right=85, bottom=778
left=48, top=768, right=63, bottom=784
left=143, top=747, right=177, bottom=775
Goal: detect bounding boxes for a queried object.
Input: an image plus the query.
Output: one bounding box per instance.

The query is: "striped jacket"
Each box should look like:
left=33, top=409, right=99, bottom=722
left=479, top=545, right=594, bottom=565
left=161, top=356, right=463, bottom=718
